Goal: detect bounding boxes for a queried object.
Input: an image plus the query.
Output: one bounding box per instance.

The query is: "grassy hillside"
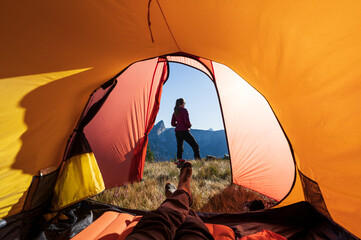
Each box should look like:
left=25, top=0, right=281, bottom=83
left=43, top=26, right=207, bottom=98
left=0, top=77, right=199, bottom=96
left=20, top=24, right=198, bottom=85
left=94, top=159, right=277, bottom=212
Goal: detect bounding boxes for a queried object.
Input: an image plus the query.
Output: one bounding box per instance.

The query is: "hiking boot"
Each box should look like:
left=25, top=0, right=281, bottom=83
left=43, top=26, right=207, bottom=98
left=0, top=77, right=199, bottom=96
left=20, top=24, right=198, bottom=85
left=177, top=161, right=192, bottom=198
left=165, top=182, right=176, bottom=198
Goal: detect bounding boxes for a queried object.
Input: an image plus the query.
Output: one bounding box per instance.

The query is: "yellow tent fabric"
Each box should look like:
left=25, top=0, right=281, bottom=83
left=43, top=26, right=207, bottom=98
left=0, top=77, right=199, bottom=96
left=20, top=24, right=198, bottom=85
left=51, top=152, right=105, bottom=210
left=1, top=0, right=361, bottom=237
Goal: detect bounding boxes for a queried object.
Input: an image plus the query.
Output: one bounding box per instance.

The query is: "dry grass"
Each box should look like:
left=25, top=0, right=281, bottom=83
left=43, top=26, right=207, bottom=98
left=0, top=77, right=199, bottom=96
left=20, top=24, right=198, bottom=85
left=94, top=159, right=277, bottom=212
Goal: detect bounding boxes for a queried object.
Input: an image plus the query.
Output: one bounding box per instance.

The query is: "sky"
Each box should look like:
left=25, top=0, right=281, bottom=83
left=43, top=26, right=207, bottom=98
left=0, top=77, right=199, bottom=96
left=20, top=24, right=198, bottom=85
left=155, top=62, right=224, bottom=131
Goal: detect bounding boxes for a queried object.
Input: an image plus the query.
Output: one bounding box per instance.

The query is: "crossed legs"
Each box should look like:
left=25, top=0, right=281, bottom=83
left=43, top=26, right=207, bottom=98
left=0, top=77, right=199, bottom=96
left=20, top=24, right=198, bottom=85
left=125, top=162, right=213, bottom=240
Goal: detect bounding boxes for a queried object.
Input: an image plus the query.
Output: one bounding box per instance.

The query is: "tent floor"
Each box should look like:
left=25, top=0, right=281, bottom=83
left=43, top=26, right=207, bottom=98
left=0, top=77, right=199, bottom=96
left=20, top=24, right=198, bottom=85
left=0, top=200, right=358, bottom=240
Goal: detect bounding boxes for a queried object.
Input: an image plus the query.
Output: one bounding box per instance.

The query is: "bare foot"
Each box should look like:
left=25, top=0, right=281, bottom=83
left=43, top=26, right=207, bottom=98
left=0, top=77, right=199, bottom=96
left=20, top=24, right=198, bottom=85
left=165, top=182, right=176, bottom=198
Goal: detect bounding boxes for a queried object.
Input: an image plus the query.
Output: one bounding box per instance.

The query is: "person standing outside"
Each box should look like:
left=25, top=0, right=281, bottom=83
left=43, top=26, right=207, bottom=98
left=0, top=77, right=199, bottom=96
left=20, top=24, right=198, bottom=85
left=171, top=98, right=201, bottom=160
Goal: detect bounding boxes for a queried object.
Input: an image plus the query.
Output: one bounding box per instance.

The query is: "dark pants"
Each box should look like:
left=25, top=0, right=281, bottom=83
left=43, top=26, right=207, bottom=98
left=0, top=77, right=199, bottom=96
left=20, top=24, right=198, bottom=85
left=125, top=190, right=214, bottom=240
left=176, top=131, right=201, bottom=160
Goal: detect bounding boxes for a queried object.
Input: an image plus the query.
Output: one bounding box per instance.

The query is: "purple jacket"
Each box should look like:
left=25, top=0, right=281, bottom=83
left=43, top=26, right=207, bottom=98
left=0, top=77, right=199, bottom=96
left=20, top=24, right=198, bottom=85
left=171, top=107, right=192, bottom=131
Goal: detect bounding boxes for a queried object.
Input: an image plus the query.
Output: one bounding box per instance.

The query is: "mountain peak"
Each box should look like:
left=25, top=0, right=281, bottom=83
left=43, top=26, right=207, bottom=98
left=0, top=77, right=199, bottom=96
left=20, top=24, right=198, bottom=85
left=153, top=120, right=166, bottom=136
left=156, top=120, right=165, bottom=127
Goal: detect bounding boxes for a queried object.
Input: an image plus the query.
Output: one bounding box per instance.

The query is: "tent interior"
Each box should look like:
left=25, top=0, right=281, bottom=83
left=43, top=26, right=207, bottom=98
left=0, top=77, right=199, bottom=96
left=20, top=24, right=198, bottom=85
left=0, top=54, right=358, bottom=240
left=1, top=1, right=361, bottom=239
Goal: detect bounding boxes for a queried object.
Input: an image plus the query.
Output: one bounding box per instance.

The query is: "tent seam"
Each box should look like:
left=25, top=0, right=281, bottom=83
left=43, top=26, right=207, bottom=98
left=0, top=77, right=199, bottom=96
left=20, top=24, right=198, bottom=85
left=144, top=60, right=160, bottom=131
left=155, top=0, right=181, bottom=51
left=210, top=61, right=234, bottom=184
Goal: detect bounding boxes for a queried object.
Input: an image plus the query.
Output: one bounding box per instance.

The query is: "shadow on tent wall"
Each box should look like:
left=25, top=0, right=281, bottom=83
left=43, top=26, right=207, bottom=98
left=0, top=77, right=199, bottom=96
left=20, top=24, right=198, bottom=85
left=8, top=67, right=110, bottom=216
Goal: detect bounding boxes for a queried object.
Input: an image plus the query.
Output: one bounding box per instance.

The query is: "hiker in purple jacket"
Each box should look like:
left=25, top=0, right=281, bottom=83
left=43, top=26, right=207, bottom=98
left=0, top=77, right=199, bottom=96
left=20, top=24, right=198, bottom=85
left=171, top=98, right=201, bottom=160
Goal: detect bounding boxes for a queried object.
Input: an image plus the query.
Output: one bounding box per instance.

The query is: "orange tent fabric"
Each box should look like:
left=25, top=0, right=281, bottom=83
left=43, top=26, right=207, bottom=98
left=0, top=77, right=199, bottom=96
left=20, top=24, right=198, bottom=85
left=213, top=62, right=295, bottom=201
left=85, top=57, right=168, bottom=186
